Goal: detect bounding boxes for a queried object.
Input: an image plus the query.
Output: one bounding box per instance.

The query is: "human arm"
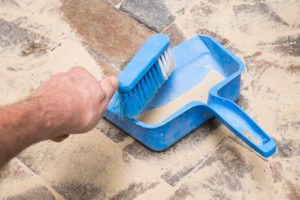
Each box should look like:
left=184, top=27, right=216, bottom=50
left=0, top=67, right=118, bottom=168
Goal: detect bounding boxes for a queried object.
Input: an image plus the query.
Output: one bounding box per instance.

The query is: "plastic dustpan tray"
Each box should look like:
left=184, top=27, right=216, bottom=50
left=104, top=35, right=276, bottom=158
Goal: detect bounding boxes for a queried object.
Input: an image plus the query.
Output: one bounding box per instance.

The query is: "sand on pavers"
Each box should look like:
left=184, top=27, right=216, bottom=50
left=165, top=0, right=300, bottom=138
left=0, top=0, right=299, bottom=199
left=161, top=0, right=300, bottom=199
left=0, top=0, right=101, bottom=198
left=0, top=1, right=197, bottom=199
left=139, top=70, right=223, bottom=124
left=0, top=0, right=102, bottom=106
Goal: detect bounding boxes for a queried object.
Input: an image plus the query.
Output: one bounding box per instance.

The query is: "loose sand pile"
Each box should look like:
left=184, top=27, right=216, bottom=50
left=139, top=70, right=223, bottom=124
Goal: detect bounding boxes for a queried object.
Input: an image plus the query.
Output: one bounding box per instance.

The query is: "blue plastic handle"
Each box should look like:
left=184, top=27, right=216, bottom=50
left=118, top=34, right=170, bottom=92
left=208, top=96, right=276, bottom=158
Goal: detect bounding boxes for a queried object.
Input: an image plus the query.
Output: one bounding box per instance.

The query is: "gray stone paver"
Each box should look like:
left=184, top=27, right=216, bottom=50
left=120, top=0, right=174, bottom=32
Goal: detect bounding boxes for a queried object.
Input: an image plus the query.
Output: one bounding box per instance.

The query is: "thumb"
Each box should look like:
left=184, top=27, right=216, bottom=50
left=99, top=76, right=119, bottom=114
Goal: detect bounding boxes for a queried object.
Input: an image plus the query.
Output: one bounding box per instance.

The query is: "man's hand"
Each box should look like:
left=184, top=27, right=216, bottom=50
left=31, top=67, right=118, bottom=142
left=0, top=66, right=118, bottom=167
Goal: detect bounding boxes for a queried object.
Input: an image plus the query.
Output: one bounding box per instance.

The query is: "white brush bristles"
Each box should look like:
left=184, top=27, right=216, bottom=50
left=158, top=47, right=176, bottom=80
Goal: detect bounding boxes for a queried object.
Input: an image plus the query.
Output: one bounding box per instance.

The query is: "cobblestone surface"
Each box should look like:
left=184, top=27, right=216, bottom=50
left=0, top=0, right=299, bottom=199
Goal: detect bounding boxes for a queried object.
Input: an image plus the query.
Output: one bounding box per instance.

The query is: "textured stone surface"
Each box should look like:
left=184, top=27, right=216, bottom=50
left=233, top=2, right=289, bottom=34
left=53, top=183, right=104, bottom=200
left=0, top=18, right=36, bottom=47
left=6, top=186, right=55, bottom=200
left=120, top=0, right=174, bottom=32
left=61, top=0, right=153, bottom=70
left=97, top=119, right=128, bottom=143
left=163, top=23, right=185, bottom=47
left=0, top=18, right=50, bottom=56
left=109, top=182, right=159, bottom=200
left=166, top=138, right=297, bottom=199
left=261, top=34, right=300, bottom=57
left=0, top=159, right=56, bottom=199
left=104, top=0, right=122, bottom=6
left=0, top=0, right=299, bottom=199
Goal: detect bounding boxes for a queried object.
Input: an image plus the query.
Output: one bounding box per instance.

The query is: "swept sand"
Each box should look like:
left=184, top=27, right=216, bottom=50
left=139, top=70, right=223, bottom=124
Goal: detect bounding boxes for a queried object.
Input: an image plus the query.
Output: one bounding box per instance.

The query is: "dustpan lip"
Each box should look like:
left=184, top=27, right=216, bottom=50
left=199, top=34, right=244, bottom=97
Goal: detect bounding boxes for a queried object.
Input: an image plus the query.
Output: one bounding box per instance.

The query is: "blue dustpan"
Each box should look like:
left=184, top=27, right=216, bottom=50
left=104, top=35, right=276, bottom=158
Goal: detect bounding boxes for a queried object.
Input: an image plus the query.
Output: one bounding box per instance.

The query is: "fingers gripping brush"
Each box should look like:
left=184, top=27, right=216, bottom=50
left=110, top=34, right=176, bottom=118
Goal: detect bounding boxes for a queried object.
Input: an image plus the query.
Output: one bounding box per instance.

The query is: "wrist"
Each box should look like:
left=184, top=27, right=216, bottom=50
left=24, top=95, right=68, bottom=142
left=19, top=97, right=51, bottom=143
left=28, top=94, right=72, bottom=141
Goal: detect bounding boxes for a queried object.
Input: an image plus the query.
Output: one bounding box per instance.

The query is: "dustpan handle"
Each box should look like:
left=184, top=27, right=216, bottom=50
left=208, top=96, right=276, bottom=158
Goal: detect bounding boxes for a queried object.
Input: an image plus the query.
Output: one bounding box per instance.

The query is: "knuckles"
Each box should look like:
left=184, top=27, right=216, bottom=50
left=98, top=89, right=107, bottom=103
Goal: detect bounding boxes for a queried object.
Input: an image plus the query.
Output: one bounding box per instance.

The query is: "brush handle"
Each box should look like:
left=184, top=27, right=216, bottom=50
left=208, top=96, right=276, bottom=158
left=118, top=34, right=170, bottom=92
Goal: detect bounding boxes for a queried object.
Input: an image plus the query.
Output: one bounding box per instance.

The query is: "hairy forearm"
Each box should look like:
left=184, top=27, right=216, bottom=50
left=0, top=67, right=118, bottom=168
left=0, top=98, right=47, bottom=167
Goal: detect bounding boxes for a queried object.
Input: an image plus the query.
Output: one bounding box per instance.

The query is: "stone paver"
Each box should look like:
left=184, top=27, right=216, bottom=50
left=6, top=186, right=55, bottom=200
left=0, top=18, right=51, bottom=58
left=120, top=0, right=174, bottom=32
left=0, top=159, right=56, bottom=199
left=162, top=23, right=186, bottom=47
left=109, top=182, right=159, bottom=200
left=61, top=0, right=154, bottom=70
left=0, top=18, right=46, bottom=48
left=167, top=138, right=300, bottom=200
left=52, top=183, right=104, bottom=200
left=0, top=0, right=299, bottom=199
left=96, top=119, right=128, bottom=143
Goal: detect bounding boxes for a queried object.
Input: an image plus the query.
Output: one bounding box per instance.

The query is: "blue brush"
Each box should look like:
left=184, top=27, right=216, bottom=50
left=110, top=34, right=176, bottom=118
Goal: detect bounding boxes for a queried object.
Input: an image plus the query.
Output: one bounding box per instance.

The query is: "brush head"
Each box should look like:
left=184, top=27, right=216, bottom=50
left=109, top=34, right=176, bottom=118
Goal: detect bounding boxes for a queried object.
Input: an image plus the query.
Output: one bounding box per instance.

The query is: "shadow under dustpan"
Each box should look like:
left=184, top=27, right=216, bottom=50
left=104, top=35, right=276, bottom=158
